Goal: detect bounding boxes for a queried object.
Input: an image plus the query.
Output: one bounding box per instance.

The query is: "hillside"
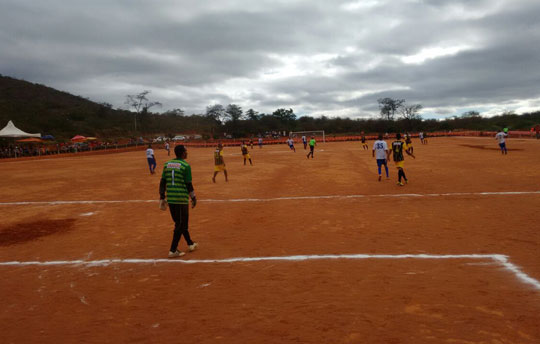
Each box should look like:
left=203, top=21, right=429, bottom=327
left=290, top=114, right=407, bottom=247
left=0, top=75, right=135, bottom=140
left=1, top=75, right=539, bottom=141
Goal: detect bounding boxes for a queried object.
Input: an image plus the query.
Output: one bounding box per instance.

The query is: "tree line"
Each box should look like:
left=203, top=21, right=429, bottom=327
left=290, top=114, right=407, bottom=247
left=1, top=76, right=539, bottom=141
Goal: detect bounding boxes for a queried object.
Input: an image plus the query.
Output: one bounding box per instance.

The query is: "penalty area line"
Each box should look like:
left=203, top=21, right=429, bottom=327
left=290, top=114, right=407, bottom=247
left=0, top=253, right=538, bottom=290
left=1, top=191, right=540, bottom=206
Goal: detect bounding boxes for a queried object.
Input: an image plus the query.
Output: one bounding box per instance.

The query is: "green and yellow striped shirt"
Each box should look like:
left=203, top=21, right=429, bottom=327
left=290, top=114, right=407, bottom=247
left=161, top=159, right=192, bottom=204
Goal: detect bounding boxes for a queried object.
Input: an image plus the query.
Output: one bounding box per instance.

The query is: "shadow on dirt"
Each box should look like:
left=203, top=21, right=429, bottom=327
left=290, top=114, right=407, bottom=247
left=0, top=219, right=76, bottom=246
left=459, top=144, right=523, bottom=151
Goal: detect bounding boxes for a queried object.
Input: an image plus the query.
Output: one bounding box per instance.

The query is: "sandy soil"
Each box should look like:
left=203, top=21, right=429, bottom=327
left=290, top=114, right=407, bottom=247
left=1, top=137, right=539, bottom=343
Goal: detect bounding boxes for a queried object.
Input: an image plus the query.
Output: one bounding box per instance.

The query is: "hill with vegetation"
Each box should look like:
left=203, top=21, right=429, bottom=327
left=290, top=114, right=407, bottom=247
left=1, top=75, right=538, bottom=141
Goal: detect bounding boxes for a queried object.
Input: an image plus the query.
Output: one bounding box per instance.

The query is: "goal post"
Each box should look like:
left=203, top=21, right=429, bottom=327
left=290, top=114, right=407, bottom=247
left=289, top=130, right=325, bottom=143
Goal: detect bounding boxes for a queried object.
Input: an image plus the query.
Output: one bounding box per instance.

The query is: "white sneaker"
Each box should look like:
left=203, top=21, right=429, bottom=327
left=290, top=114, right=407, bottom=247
left=189, top=243, right=198, bottom=252
left=168, top=250, right=185, bottom=258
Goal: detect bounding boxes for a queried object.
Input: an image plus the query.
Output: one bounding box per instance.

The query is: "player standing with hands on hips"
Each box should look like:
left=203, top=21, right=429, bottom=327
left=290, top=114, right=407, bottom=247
left=372, top=134, right=390, bottom=181
left=306, top=136, right=316, bottom=158
left=146, top=144, right=157, bottom=174
left=159, top=145, right=198, bottom=258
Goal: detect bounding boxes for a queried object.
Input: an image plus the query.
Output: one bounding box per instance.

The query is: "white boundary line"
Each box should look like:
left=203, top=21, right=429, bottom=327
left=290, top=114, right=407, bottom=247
left=1, top=191, right=539, bottom=206
left=0, top=254, right=538, bottom=290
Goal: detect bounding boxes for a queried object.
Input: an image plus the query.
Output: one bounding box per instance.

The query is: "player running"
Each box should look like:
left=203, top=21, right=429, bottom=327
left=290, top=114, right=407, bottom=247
left=495, top=129, right=508, bottom=155
left=302, top=135, right=307, bottom=149
left=405, top=135, right=414, bottom=155
left=390, top=133, right=415, bottom=186
left=212, top=143, right=228, bottom=182
left=286, top=137, right=296, bottom=152
left=306, top=136, right=316, bottom=159
left=372, top=134, right=390, bottom=181
left=361, top=132, right=369, bottom=150
left=159, top=145, right=198, bottom=258
left=241, top=141, right=253, bottom=165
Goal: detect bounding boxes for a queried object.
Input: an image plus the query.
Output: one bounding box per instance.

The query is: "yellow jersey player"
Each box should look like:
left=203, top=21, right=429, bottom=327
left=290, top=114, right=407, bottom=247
left=361, top=131, right=369, bottom=150
left=241, top=141, right=253, bottom=165
left=390, top=133, right=415, bottom=186
left=405, top=135, right=414, bottom=155
left=212, top=143, right=228, bottom=183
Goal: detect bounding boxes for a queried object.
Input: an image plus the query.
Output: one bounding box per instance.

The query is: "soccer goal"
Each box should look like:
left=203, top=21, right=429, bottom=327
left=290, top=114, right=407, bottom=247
left=289, top=130, right=325, bottom=143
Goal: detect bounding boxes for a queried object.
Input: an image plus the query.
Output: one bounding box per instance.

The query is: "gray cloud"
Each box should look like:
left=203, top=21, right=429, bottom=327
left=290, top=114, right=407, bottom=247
left=1, top=0, right=539, bottom=118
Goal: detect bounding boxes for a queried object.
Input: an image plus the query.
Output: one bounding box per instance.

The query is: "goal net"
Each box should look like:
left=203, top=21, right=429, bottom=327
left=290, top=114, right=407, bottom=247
left=289, top=130, right=325, bottom=143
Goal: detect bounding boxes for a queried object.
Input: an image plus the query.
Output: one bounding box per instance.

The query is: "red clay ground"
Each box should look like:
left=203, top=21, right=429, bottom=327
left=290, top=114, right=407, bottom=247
left=0, top=137, right=539, bottom=343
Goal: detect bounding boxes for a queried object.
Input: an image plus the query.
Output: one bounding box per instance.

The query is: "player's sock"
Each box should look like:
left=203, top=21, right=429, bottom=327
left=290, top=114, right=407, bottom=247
left=378, top=166, right=382, bottom=175
left=384, top=165, right=389, bottom=177
left=402, top=170, right=407, bottom=181
left=398, top=169, right=404, bottom=182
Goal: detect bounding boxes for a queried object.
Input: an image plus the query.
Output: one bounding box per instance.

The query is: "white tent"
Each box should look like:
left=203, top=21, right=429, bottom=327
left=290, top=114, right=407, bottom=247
left=0, top=120, right=41, bottom=138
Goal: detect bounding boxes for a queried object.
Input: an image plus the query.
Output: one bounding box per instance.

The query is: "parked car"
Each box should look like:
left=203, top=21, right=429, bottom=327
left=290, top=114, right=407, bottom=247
left=172, top=135, right=186, bottom=141
left=153, top=136, right=165, bottom=143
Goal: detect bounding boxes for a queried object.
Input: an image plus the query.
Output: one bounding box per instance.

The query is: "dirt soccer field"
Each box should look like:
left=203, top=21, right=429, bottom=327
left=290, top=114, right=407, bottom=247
left=1, top=137, right=539, bottom=343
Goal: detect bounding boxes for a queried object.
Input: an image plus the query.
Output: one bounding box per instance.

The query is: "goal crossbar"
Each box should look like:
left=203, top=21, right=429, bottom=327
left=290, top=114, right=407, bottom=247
left=289, top=130, right=325, bottom=143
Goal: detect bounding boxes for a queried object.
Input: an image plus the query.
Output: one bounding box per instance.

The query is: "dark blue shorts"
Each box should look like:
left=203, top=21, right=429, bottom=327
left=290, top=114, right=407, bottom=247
left=376, top=159, right=387, bottom=167
left=499, top=142, right=506, bottom=149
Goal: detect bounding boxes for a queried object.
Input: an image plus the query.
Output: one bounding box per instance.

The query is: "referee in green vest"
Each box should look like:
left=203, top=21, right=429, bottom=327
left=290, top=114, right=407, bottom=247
left=159, top=145, right=198, bottom=258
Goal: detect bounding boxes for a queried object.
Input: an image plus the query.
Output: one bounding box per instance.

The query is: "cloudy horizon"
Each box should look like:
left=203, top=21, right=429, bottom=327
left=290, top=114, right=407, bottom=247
left=1, top=0, right=539, bottom=119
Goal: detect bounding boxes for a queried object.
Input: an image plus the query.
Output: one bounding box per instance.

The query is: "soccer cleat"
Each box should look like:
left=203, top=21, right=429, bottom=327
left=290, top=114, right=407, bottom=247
left=189, top=242, right=199, bottom=252
left=168, top=250, right=185, bottom=258
left=397, top=182, right=404, bottom=186
left=378, top=175, right=382, bottom=181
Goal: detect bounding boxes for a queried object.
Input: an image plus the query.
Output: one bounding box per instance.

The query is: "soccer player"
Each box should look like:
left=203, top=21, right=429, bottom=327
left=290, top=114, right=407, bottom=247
left=286, top=137, right=296, bottom=152
left=212, top=143, right=228, bottom=182
left=249, top=139, right=254, bottom=149
left=241, top=141, right=253, bottom=165
left=258, top=137, right=263, bottom=149
left=405, top=135, right=414, bottom=155
left=390, top=133, right=415, bottom=186
left=302, top=135, right=307, bottom=149
left=361, top=132, right=369, bottom=150
left=372, top=134, right=389, bottom=181
left=419, top=132, right=424, bottom=144
left=159, top=144, right=198, bottom=258
left=306, top=136, right=316, bottom=159
left=423, top=132, right=428, bottom=144
left=495, top=129, right=508, bottom=155
left=165, top=141, right=170, bottom=156
left=146, top=144, right=157, bottom=174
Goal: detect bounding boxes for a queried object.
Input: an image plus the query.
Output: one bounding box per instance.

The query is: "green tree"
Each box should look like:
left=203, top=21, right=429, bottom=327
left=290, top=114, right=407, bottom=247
left=225, top=104, right=243, bottom=122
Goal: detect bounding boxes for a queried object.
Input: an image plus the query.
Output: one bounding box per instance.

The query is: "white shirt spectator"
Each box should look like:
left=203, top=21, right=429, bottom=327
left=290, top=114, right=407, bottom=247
left=373, top=140, right=388, bottom=159
left=146, top=148, right=154, bottom=158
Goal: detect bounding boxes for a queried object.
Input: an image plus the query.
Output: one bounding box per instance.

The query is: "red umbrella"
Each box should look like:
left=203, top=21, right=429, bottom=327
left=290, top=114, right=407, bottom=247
left=71, top=135, right=87, bottom=142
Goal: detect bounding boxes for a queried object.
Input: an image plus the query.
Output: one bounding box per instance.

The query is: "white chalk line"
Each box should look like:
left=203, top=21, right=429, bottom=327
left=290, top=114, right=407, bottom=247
left=1, top=191, right=539, bottom=206
left=0, top=253, right=538, bottom=290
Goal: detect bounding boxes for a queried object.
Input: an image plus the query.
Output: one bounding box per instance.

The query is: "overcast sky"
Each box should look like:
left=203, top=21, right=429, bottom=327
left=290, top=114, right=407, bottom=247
left=1, top=0, right=539, bottom=119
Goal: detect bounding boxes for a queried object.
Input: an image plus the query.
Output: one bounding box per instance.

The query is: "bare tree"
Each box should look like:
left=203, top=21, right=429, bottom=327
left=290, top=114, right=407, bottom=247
left=378, top=97, right=405, bottom=121
left=125, top=90, right=162, bottom=131
left=400, top=104, right=423, bottom=120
